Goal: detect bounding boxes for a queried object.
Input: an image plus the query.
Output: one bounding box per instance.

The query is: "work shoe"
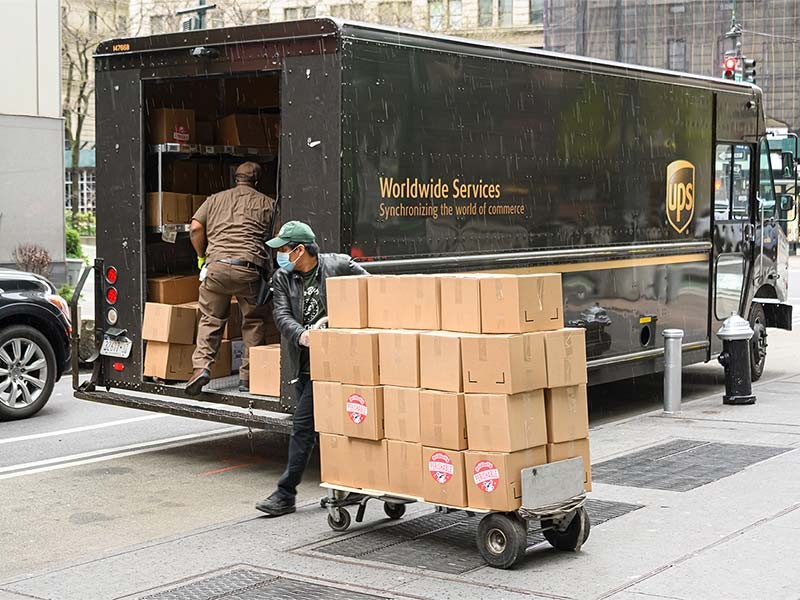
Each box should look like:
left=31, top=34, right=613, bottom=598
left=255, top=492, right=296, bottom=517
left=238, top=380, right=249, bottom=392
left=185, top=368, right=210, bottom=396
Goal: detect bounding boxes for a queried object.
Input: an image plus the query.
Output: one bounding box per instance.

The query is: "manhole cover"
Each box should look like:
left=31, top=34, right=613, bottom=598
left=592, top=439, right=791, bottom=492
left=314, top=499, right=642, bottom=574
left=140, top=568, right=387, bottom=600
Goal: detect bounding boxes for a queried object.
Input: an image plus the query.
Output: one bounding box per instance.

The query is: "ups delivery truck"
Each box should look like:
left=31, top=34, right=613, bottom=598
left=72, top=19, right=796, bottom=429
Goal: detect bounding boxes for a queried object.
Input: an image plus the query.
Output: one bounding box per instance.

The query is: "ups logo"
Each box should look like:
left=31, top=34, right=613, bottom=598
left=666, top=160, right=695, bottom=234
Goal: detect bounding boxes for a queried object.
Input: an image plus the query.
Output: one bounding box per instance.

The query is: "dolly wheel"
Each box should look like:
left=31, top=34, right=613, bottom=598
left=476, top=513, right=528, bottom=569
left=384, top=502, right=406, bottom=520
left=542, top=506, right=591, bottom=551
left=327, top=509, right=351, bottom=532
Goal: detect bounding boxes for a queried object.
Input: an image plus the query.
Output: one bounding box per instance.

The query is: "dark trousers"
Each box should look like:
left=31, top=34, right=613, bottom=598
left=276, top=375, right=317, bottom=499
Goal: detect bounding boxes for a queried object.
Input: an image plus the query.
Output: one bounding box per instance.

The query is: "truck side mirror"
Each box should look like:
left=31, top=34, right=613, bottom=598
left=781, top=152, right=794, bottom=178
left=779, top=194, right=794, bottom=213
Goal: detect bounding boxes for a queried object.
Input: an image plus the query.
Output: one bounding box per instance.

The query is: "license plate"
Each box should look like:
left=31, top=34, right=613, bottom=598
left=100, top=336, right=132, bottom=358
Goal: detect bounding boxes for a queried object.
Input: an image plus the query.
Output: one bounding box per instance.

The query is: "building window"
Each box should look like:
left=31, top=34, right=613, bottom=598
left=529, top=0, right=543, bottom=24
left=285, top=7, right=298, bottom=19
left=117, top=15, right=127, bottom=35
left=303, top=7, right=316, bottom=17
left=65, top=170, right=96, bottom=213
left=257, top=9, right=270, bottom=23
left=150, top=15, right=166, bottom=34
left=669, top=4, right=686, bottom=13
left=378, top=2, right=412, bottom=26
left=330, top=4, right=364, bottom=18
left=88, top=10, right=97, bottom=32
left=478, top=0, right=493, bottom=26
left=499, top=0, right=512, bottom=26
left=448, top=0, right=462, bottom=28
left=429, top=0, right=443, bottom=31
left=668, top=38, right=686, bottom=71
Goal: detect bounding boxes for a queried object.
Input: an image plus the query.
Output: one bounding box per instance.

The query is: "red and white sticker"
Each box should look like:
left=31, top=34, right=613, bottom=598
left=473, top=460, right=500, bottom=493
left=172, top=125, right=190, bottom=142
left=346, top=393, right=368, bottom=424
left=428, top=452, right=454, bottom=484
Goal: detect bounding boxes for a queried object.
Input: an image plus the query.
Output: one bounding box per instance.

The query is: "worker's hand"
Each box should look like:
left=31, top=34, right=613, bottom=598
left=299, top=330, right=311, bottom=347
left=197, top=256, right=206, bottom=270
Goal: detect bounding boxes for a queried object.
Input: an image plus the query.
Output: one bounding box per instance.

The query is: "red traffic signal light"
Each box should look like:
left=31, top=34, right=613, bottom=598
left=723, top=56, right=737, bottom=80
left=724, top=57, right=737, bottom=70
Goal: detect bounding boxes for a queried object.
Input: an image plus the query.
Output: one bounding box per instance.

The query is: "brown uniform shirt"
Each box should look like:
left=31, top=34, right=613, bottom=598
left=193, top=183, right=275, bottom=268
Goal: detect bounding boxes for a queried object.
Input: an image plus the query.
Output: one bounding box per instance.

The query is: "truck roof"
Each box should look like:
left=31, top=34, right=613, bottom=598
left=95, top=17, right=761, bottom=97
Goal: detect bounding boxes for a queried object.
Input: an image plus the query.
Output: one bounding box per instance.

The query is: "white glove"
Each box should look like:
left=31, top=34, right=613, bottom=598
left=299, top=330, right=311, bottom=347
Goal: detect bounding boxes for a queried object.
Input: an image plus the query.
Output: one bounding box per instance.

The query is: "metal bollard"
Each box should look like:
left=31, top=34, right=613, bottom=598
left=717, top=314, right=757, bottom=405
left=662, top=329, right=684, bottom=413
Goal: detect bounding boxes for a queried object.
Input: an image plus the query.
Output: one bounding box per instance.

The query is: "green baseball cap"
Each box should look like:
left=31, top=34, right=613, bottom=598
left=266, top=221, right=317, bottom=248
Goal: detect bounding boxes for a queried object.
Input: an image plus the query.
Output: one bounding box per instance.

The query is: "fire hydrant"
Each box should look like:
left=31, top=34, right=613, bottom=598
left=716, top=314, right=756, bottom=405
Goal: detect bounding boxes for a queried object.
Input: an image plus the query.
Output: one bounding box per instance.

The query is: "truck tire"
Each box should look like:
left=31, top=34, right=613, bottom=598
left=0, top=325, right=57, bottom=420
left=748, top=303, right=767, bottom=382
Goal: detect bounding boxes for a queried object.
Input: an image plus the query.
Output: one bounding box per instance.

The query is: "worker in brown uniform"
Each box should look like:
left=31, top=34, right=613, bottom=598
left=186, top=162, right=275, bottom=396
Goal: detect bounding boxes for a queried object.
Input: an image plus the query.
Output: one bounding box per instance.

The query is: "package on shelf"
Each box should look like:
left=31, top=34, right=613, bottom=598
left=422, top=447, right=467, bottom=507
left=464, top=446, right=547, bottom=511
left=147, top=274, right=200, bottom=305
left=464, top=389, right=547, bottom=453
left=547, top=437, right=592, bottom=492
left=162, top=160, right=198, bottom=194
left=148, top=108, right=195, bottom=144
left=145, top=192, right=192, bottom=227
left=383, top=386, right=421, bottom=443
left=341, top=384, right=385, bottom=441
left=460, top=332, right=547, bottom=394
left=142, top=302, right=196, bottom=345
left=191, top=195, right=207, bottom=215
left=544, top=328, right=588, bottom=387
left=419, top=331, right=462, bottom=392
left=249, top=344, right=280, bottom=396
left=545, top=385, right=589, bottom=443
left=387, top=440, right=423, bottom=498
left=479, top=273, right=563, bottom=334
left=326, top=275, right=369, bottom=329
left=367, top=275, right=441, bottom=330
left=419, top=390, right=468, bottom=451
left=217, top=114, right=267, bottom=147
left=378, top=330, right=421, bottom=387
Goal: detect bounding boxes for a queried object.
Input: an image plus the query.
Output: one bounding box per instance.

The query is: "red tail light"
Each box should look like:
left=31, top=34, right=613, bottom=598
left=112, top=362, right=125, bottom=371
left=106, top=287, right=118, bottom=305
left=106, top=266, right=118, bottom=284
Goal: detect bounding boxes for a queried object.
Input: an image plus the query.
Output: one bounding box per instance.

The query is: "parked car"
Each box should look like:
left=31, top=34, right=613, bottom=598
left=0, top=268, right=71, bottom=420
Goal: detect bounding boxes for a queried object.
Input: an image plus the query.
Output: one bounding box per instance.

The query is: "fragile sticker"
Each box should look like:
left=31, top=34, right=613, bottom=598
left=173, top=125, right=190, bottom=143
left=346, top=393, right=368, bottom=424
left=428, top=451, right=454, bottom=484
left=473, top=460, right=500, bottom=493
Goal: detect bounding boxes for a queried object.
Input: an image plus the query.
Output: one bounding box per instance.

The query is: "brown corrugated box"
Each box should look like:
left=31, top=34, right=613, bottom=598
left=217, top=114, right=267, bottom=147
left=309, top=329, right=340, bottom=382
left=439, top=275, right=483, bottom=333
left=318, top=434, right=350, bottom=487
left=460, top=332, right=547, bottom=394
left=143, top=342, right=194, bottom=380
left=422, top=447, right=467, bottom=507
left=464, top=446, right=547, bottom=511
left=480, top=273, right=563, bottom=333
left=147, top=275, right=200, bottom=305
left=544, top=328, right=588, bottom=387
left=142, top=302, right=196, bottom=345
left=341, top=384, right=384, bottom=440
left=213, top=340, right=232, bottom=378
left=545, top=385, right=589, bottom=443
left=383, top=386, right=420, bottom=442
left=464, top=389, right=547, bottom=452
left=148, top=108, right=195, bottom=144
left=326, top=275, right=369, bottom=328
left=367, top=275, right=441, bottom=330
left=146, top=192, right=192, bottom=226
left=547, top=438, right=592, bottom=492
left=378, top=330, right=420, bottom=387
left=313, top=381, right=343, bottom=434
left=320, top=434, right=389, bottom=490
left=250, top=344, right=280, bottom=396
left=419, top=331, right=462, bottom=392
left=163, top=160, right=198, bottom=194
left=387, top=440, right=423, bottom=498
left=336, top=329, right=380, bottom=385
left=419, top=390, right=468, bottom=450
left=191, top=195, right=207, bottom=216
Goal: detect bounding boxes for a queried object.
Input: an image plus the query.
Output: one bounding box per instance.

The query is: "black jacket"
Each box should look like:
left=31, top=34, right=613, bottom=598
left=272, top=253, right=368, bottom=379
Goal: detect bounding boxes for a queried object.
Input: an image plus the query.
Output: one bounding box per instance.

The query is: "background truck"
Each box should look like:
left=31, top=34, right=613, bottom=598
left=73, top=19, right=796, bottom=427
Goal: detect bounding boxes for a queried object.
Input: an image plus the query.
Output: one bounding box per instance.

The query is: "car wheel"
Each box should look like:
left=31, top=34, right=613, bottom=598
left=0, top=325, right=57, bottom=420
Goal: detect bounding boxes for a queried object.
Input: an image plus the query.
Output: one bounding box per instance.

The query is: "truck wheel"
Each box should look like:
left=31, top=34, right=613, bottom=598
left=0, top=325, right=57, bottom=421
left=476, top=513, right=528, bottom=569
left=748, top=303, right=767, bottom=382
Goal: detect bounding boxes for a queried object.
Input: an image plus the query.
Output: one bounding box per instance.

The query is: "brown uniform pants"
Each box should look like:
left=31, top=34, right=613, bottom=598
left=192, top=262, right=265, bottom=381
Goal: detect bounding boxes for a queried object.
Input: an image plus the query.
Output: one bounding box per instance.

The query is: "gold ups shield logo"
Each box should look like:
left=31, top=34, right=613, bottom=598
left=666, top=160, right=695, bottom=234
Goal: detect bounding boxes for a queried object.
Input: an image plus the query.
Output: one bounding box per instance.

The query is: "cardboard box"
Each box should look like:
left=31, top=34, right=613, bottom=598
left=419, top=390, right=468, bottom=451
left=547, top=438, right=592, bottom=492
left=422, top=447, right=467, bottom=507
left=341, top=384, right=384, bottom=440
left=147, top=274, right=200, bottom=305
left=326, top=275, right=369, bottom=329
left=419, top=331, right=462, bottom=392
left=480, top=273, right=564, bottom=333
left=250, top=344, right=281, bottom=396
left=191, top=194, right=207, bottom=216
left=309, top=329, right=340, bottom=382
left=142, top=302, right=196, bottom=345
left=313, top=381, right=343, bottom=435
left=464, top=389, right=547, bottom=452
left=143, top=342, right=194, bottom=380
left=319, top=434, right=389, bottom=490
left=440, top=275, right=482, bottom=333
left=196, top=120, right=215, bottom=145
left=224, top=298, right=242, bottom=340
left=461, top=332, right=547, bottom=394
left=197, top=161, right=226, bottom=195
left=464, top=446, right=547, bottom=511
left=383, top=386, right=420, bottom=442
left=217, top=114, right=267, bottom=147
left=230, top=339, right=245, bottom=372
left=336, top=329, right=380, bottom=385
left=544, top=328, right=588, bottom=387
left=148, top=108, right=195, bottom=144
left=163, top=160, right=198, bottom=194
left=379, top=330, right=420, bottom=387
left=146, top=192, right=192, bottom=226
left=388, top=440, right=423, bottom=498
left=367, top=275, right=441, bottom=330
left=213, top=340, right=232, bottom=378
left=545, top=385, right=589, bottom=443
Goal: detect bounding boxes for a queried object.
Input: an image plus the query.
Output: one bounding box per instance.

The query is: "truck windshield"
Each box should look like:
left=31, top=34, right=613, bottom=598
left=715, top=144, right=751, bottom=220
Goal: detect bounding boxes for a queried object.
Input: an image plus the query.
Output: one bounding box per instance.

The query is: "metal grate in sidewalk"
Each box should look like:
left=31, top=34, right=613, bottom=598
left=592, top=439, right=791, bottom=492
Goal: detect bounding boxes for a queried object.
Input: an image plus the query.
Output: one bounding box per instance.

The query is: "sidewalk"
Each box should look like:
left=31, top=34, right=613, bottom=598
left=3, top=375, right=799, bottom=600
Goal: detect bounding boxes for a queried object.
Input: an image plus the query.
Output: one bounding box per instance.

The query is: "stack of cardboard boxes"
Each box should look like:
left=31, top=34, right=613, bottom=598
left=312, top=273, right=590, bottom=512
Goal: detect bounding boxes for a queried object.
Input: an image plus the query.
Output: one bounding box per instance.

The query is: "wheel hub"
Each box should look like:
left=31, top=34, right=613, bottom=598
left=487, top=528, right=508, bottom=555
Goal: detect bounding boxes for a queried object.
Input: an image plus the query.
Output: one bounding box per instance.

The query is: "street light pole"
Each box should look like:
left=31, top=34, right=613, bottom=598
left=176, top=0, right=218, bottom=31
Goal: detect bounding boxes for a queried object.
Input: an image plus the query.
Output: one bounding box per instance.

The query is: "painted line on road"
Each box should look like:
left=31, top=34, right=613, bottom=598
left=0, top=427, right=243, bottom=480
left=0, top=414, right=168, bottom=445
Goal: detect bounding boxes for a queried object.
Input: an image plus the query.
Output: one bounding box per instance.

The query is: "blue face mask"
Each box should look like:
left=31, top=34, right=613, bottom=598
left=276, top=250, right=296, bottom=272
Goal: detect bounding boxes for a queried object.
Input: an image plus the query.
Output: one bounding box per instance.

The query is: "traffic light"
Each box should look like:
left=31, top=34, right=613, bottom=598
left=743, top=57, right=757, bottom=83
left=723, top=54, right=738, bottom=80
